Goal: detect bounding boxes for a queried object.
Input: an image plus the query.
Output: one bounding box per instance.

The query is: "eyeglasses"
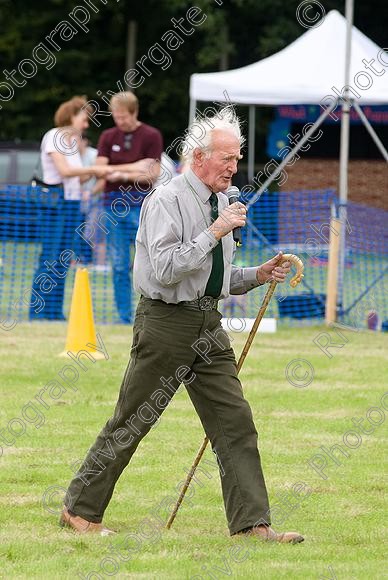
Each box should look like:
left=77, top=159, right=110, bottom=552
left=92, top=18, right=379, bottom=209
left=124, top=134, right=133, bottom=151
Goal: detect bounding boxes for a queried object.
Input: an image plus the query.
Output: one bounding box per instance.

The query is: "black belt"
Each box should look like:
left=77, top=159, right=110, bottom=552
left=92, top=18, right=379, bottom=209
left=180, top=296, right=219, bottom=311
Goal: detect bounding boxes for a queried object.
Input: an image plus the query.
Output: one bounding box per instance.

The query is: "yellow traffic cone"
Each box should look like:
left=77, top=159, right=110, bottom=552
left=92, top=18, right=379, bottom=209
left=60, top=268, right=105, bottom=359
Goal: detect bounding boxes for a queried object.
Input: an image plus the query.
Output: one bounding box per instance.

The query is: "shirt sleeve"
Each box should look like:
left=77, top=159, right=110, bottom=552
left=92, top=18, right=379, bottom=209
left=97, top=131, right=111, bottom=159
left=230, top=266, right=262, bottom=294
left=42, top=129, right=57, bottom=154
left=143, top=193, right=218, bottom=286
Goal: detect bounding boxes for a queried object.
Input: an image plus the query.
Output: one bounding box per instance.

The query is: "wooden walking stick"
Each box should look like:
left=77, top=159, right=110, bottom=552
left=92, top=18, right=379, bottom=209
left=166, top=253, right=304, bottom=529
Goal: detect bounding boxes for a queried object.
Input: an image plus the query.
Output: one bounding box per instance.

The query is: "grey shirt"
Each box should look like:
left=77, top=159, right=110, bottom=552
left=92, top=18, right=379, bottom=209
left=133, top=169, right=261, bottom=303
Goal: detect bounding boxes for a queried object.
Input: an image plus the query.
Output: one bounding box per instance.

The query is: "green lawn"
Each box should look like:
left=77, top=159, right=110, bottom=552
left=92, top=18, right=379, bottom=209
left=0, top=323, right=387, bottom=579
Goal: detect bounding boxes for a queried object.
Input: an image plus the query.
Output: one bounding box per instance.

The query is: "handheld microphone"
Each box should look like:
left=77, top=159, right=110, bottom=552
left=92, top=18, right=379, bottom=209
left=227, top=186, right=243, bottom=247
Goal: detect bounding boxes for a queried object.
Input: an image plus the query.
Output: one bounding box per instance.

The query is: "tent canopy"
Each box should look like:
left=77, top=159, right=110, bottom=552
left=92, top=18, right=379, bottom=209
left=190, top=10, right=388, bottom=106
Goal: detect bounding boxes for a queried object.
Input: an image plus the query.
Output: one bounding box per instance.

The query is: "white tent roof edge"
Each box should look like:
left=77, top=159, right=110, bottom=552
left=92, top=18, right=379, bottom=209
left=189, top=10, right=388, bottom=106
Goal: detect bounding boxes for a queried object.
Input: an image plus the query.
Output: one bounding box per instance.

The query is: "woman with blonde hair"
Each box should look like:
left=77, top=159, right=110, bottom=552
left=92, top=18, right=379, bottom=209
left=30, top=95, right=113, bottom=320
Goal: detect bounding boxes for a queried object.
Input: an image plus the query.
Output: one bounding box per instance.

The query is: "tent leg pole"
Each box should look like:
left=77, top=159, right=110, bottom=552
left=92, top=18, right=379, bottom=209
left=189, top=99, right=197, bottom=125
left=337, top=0, right=354, bottom=321
left=248, top=105, right=256, bottom=183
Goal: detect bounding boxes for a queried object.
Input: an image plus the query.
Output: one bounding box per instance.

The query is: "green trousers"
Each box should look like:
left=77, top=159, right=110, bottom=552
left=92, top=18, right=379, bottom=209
left=66, top=297, right=271, bottom=535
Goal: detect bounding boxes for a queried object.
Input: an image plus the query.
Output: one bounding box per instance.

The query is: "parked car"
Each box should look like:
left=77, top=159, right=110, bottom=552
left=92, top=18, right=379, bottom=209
left=0, top=143, right=41, bottom=241
left=0, top=142, right=40, bottom=185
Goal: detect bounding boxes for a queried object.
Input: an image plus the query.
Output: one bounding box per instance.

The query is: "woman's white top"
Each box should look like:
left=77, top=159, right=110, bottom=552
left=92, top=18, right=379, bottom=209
left=41, top=128, right=82, bottom=201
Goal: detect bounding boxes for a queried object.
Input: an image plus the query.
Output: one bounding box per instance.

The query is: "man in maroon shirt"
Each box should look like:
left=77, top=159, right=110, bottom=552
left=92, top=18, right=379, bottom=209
left=96, top=91, right=163, bottom=323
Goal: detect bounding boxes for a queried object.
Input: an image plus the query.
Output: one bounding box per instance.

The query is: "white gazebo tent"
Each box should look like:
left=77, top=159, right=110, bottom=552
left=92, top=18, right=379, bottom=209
left=189, top=6, right=388, bottom=321
left=190, top=10, right=388, bottom=105
left=190, top=8, right=388, bottom=182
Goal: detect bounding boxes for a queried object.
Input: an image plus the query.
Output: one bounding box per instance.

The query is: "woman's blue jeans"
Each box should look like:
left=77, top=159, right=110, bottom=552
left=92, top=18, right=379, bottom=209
left=29, top=200, right=81, bottom=320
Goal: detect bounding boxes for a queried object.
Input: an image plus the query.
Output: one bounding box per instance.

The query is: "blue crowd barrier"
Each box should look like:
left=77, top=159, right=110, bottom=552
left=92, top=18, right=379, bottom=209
left=0, top=185, right=386, bottom=329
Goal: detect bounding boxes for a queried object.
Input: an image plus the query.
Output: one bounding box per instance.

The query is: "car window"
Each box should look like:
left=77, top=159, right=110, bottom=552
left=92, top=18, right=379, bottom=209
left=16, top=151, right=40, bottom=183
left=0, top=152, right=11, bottom=181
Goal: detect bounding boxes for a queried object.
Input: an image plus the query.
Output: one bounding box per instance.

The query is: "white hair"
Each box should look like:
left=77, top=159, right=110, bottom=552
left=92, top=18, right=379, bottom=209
left=182, top=105, right=245, bottom=164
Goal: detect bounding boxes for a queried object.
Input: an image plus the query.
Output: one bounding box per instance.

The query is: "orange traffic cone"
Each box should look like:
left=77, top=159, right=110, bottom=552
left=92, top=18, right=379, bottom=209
left=60, top=268, right=105, bottom=359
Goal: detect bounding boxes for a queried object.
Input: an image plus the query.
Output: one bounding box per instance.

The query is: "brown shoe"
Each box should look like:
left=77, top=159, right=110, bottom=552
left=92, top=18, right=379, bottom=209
left=59, top=507, right=116, bottom=536
left=240, top=524, right=304, bottom=544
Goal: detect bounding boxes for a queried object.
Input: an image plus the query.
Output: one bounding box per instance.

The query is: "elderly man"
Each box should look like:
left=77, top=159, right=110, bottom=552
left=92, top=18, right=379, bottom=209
left=61, top=107, right=304, bottom=544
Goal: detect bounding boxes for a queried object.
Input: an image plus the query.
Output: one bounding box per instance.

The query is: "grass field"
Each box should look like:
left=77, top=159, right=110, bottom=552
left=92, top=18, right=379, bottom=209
left=0, top=322, right=387, bottom=579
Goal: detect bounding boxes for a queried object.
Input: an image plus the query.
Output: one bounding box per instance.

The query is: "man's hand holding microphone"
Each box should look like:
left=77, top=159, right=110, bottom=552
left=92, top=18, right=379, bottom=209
left=208, top=186, right=245, bottom=244
left=209, top=201, right=246, bottom=242
left=208, top=185, right=291, bottom=286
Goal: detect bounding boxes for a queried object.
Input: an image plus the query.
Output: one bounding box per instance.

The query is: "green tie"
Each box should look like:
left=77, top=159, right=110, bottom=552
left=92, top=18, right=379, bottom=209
left=204, top=193, right=224, bottom=298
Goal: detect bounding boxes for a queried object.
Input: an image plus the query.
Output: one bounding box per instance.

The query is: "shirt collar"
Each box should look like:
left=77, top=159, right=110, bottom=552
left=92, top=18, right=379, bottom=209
left=185, top=168, right=213, bottom=203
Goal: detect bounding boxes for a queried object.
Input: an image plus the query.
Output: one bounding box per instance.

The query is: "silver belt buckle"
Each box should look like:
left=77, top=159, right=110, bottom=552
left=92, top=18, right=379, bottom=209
left=198, top=296, right=216, bottom=311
